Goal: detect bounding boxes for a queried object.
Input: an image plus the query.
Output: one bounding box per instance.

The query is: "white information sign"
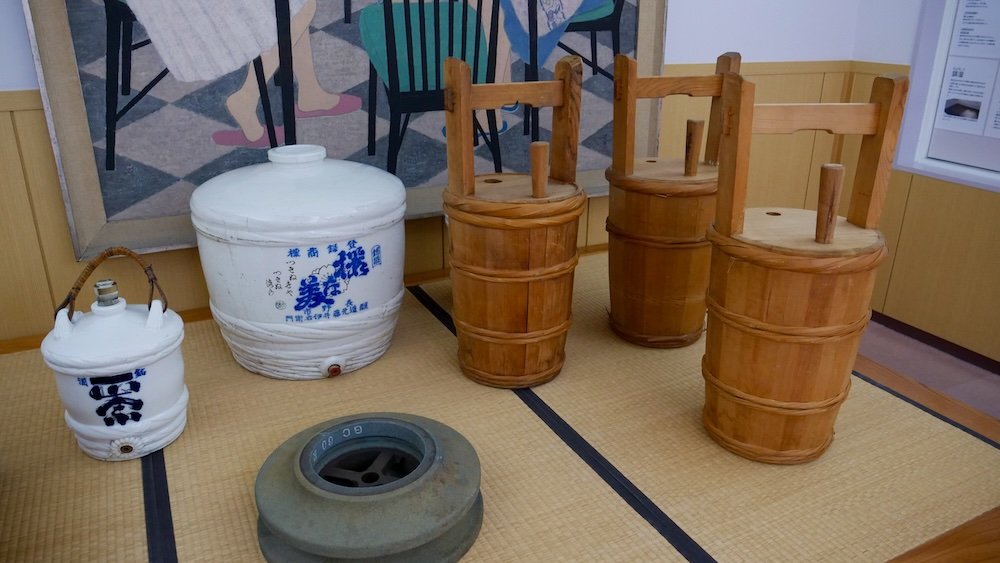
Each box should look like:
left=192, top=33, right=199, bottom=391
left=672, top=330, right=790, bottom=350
left=927, top=0, right=1000, bottom=173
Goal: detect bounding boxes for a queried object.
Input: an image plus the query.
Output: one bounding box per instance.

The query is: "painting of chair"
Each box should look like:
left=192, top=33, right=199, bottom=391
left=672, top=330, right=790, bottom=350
left=557, top=0, right=625, bottom=78
left=102, top=0, right=282, bottom=170
left=360, top=0, right=504, bottom=174
left=522, top=0, right=626, bottom=140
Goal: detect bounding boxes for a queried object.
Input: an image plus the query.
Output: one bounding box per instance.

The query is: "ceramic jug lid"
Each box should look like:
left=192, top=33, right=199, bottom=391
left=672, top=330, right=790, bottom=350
left=41, top=299, right=184, bottom=376
left=190, top=145, right=406, bottom=244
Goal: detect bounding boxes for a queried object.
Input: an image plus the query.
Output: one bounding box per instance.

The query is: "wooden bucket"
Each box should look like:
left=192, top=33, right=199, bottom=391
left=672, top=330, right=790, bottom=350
left=702, top=209, right=885, bottom=463
left=605, top=53, right=739, bottom=347
left=444, top=178, right=585, bottom=387
left=442, top=56, right=585, bottom=387
left=606, top=158, right=717, bottom=346
left=703, top=72, right=908, bottom=463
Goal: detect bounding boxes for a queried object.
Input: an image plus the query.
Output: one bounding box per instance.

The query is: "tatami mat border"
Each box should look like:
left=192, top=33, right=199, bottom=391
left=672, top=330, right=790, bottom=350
left=141, top=450, right=179, bottom=563
left=852, top=371, right=1000, bottom=450
left=407, top=286, right=715, bottom=562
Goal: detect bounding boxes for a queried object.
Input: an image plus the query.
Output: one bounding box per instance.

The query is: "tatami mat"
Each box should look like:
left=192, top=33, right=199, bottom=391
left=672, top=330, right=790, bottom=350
left=4, top=252, right=998, bottom=562
left=0, top=293, right=683, bottom=562
left=0, top=350, right=148, bottom=561
left=420, top=253, right=1000, bottom=561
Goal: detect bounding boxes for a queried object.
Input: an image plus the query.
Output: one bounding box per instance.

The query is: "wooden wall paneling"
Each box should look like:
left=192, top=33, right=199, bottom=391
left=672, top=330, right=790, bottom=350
left=803, top=71, right=848, bottom=210
left=657, top=63, right=715, bottom=159
left=0, top=111, right=59, bottom=339
left=838, top=73, right=877, bottom=212
left=659, top=63, right=846, bottom=210
left=868, top=171, right=912, bottom=312
left=404, top=217, right=445, bottom=276
left=825, top=70, right=911, bottom=314
left=843, top=71, right=913, bottom=227
left=882, top=176, right=1000, bottom=359
left=586, top=196, right=609, bottom=247
left=803, top=70, right=909, bottom=313
left=659, top=96, right=712, bottom=159
left=743, top=72, right=826, bottom=209
left=0, top=90, right=43, bottom=112
left=13, top=108, right=211, bottom=321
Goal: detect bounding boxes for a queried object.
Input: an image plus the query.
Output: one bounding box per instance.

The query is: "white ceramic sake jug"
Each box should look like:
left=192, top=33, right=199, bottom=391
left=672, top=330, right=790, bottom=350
left=190, top=145, right=406, bottom=380
left=41, top=248, right=188, bottom=461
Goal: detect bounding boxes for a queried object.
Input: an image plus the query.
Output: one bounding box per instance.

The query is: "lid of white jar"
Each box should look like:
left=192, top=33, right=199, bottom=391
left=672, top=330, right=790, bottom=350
left=190, top=145, right=406, bottom=245
left=41, top=298, right=184, bottom=377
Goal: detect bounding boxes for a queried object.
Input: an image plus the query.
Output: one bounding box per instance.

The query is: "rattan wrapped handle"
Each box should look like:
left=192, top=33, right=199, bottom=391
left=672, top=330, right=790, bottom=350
left=55, top=246, right=168, bottom=318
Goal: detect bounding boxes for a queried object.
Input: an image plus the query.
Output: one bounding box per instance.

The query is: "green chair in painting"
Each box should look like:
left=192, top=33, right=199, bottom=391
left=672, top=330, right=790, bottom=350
left=360, top=0, right=503, bottom=174
left=558, top=0, right=626, bottom=78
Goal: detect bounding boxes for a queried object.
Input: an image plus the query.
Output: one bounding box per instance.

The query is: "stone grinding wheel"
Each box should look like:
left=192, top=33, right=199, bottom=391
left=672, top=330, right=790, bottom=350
left=255, top=413, right=483, bottom=562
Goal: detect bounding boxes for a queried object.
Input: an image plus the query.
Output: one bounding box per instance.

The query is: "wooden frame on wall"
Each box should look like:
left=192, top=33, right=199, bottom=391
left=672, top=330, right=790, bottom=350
left=22, top=0, right=666, bottom=260
left=23, top=0, right=200, bottom=259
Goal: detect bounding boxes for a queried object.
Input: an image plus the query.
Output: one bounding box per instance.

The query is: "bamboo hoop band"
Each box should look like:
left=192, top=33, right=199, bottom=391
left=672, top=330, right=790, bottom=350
left=444, top=203, right=584, bottom=230
left=460, top=360, right=563, bottom=389
left=443, top=187, right=586, bottom=218
left=454, top=317, right=572, bottom=345
left=707, top=225, right=887, bottom=273
left=443, top=190, right=586, bottom=230
left=605, top=220, right=711, bottom=249
left=450, top=253, right=579, bottom=284
left=55, top=246, right=167, bottom=318
left=702, top=412, right=834, bottom=464
left=606, top=170, right=718, bottom=196
left=705, top=296, right=870, bottom=343
left=701, top=356, right=852, bottom=415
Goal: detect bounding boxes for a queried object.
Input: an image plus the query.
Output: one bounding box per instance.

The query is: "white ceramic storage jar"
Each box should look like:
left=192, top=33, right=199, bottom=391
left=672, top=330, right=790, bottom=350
left=41, top=282, right=188, bottom=461
left=190, top=145, right=406, bottom=380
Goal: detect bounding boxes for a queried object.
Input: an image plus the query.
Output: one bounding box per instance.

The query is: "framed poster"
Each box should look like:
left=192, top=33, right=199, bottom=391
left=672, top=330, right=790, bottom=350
left=897, top=0, right=1000, bottom=192
left=22, top=0, right=664, bottom=258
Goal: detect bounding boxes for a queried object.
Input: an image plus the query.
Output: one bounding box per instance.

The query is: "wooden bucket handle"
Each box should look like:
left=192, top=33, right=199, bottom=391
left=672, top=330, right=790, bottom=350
left=443, top=56, right=583, bottom=197
left=714, top=73, right=908, bottom=236
left=55, top=246, right=168, bottom=319
left=609, top=52, right=741, bottom=176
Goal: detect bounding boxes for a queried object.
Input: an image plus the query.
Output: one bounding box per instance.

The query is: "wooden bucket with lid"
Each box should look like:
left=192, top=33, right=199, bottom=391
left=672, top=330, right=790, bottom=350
left=442, top=56, right=585, bottom=388
left=605, top=53, right=740, bottom=347
left=702, top=72, right=908, bottom=464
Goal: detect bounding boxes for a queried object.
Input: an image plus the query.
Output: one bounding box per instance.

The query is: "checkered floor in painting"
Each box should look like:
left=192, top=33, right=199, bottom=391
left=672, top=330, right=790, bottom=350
left=67, top=0, right=637, bottom=221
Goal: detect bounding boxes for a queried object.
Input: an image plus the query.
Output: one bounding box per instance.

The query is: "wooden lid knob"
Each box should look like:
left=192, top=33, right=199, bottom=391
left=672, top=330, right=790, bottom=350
left=531, top=142, right=550, bottom=199
left=816, top=163, right=845, bottom=244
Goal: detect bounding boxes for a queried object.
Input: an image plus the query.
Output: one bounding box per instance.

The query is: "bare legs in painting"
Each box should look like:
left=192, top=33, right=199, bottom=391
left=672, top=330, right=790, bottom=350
left=213, top=0, right=361, bottom=147
left=480, top=1, right=514, bottom=134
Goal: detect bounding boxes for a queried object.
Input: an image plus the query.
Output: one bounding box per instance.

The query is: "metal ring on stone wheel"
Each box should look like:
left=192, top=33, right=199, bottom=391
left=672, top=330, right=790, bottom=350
left=255, top=413, right=483, bottom=562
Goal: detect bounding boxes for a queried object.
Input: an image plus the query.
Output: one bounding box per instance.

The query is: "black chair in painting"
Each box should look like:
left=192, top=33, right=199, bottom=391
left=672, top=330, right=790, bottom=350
left=522, top=0, right=625, bottom=140
left=360, top=0, right=503, bottom=174
left=103, top=0, right=288, bottom=170
left=103, top=0, right=168, bottom=171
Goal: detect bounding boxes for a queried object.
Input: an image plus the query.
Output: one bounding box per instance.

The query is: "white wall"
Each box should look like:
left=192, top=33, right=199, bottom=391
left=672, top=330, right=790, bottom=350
left=0, top=1, right=930, bottom=92
left=1, top=1, right=40, bottom=91
left=663, top=0, right=920, bottom=66
left=851, top=0, right=921, bottom=65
